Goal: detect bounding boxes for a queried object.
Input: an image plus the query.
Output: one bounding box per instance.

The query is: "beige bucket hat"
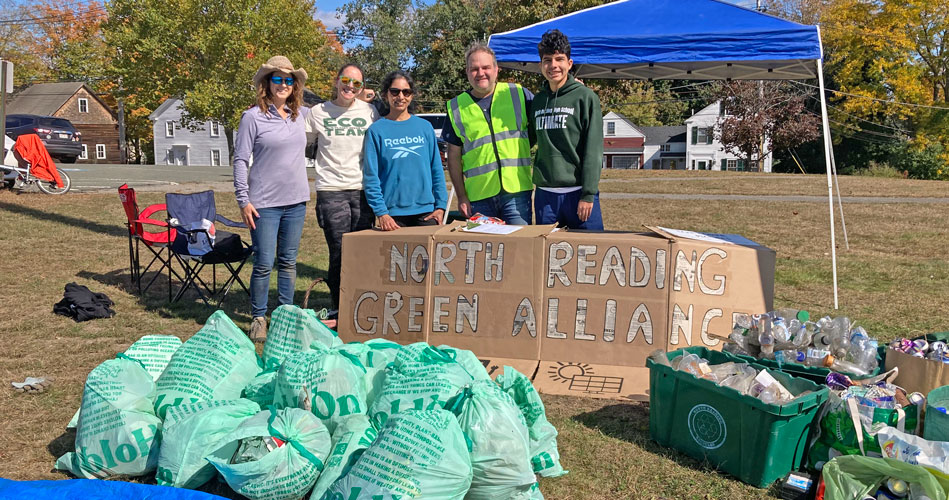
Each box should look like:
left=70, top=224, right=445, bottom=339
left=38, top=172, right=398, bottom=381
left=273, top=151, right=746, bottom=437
left=253, top=55, right=308, bottom=87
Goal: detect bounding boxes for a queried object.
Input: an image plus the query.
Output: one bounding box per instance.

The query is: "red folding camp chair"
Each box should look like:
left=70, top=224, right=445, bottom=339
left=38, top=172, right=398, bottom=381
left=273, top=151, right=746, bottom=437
left=118, top=184, right=180, bottom=294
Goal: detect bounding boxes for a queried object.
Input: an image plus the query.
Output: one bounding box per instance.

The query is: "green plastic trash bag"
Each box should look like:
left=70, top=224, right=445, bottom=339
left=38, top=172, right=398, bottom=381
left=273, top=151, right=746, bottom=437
left=124, top=334, right=184, bottom=380
left=262, top=305, right=339, bottom=370
left=321, top=409, right=472, bottom=500
left=243, top=370, right=279, bottom=408
left=208, top=407, right=332, bottom=500
left=821, top=456, right=949, bottom=500
left=156, top=399, right=261, bottom=489
left=334, top=340, right=401, bottom=407
left=273, top=350, right=368, bottom=434
left=446, top=381, right=535, bottom=499
left=924, top=385, right=949, bottom=442
left=67, top=334, right=184, bottom=430
left=435, top=345, right=491, bottom=381
left=309, top=414, right=377, bottom=500
left=155, top=311, right=261, bottom=418
left=495, top=366, right=566, bottom=478
left=55, top=356, right=161, bottom=478
left=809, top=387, right=921, bottom=469
left=368, top=343, right=476, bottom=428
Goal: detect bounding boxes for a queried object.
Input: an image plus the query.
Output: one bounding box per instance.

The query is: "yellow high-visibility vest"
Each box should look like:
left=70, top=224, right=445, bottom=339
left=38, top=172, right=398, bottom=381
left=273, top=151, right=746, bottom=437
left=446, top=82, right=532, bottom=202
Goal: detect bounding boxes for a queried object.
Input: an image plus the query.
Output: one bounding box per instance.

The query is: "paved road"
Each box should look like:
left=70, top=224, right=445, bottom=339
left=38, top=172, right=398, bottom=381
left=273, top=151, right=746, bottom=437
left=60, top=163, right=949, bottom=204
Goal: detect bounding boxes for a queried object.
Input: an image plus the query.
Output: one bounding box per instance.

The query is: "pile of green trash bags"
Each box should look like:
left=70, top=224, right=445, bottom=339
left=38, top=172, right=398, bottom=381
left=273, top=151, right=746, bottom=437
left=55, top=306, right=565, bottom=500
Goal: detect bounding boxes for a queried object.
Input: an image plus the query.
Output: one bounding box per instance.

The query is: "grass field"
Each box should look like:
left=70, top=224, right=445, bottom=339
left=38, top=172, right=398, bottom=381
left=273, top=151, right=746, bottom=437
left=0, top=171, right=947, bottom=499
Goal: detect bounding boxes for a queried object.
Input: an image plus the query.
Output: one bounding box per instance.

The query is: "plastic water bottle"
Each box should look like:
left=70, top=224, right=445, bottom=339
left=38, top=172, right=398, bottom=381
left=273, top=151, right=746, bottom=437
left=759, top=319, right=775, bottom=359
left=776, top=349, right=805, bottom=367
left=806, top=348, right=831, bottom=367
left=824, top=355, right=870, bottom=377
left=772, top=317, right=790, bottom=343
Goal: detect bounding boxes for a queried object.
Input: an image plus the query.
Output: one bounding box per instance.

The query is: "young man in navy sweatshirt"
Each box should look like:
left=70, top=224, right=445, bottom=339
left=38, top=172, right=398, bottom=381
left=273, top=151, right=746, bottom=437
left=530, top=29, right=604, bottom=230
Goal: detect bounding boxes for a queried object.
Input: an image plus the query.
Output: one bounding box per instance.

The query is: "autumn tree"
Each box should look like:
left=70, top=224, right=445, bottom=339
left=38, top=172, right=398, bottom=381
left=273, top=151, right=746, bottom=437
left=0, top=1, right=50, bottom=86
left=104, top=0, right=342, bottom=158
left=820, top=0, right=949, bottom=173
left=714, top=81, right=820, bottom=168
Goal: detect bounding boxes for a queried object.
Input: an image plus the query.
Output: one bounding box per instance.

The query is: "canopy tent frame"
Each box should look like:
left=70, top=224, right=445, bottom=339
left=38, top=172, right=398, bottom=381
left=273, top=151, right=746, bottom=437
left=488, top=0, right=844, bottom=309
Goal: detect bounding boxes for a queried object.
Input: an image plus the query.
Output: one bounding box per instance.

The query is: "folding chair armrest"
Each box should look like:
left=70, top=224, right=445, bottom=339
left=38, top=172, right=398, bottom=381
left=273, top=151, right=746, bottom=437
left=134, top=217, right=168, bottom=227
left=139, top=203, right=167, bottom=220
left=215, top=214, right=248, bottom=229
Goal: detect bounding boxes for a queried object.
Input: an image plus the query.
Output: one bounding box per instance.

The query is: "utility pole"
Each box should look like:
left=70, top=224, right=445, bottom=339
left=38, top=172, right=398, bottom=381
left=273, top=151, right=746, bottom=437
left=118, top=98, right=127, bottom=164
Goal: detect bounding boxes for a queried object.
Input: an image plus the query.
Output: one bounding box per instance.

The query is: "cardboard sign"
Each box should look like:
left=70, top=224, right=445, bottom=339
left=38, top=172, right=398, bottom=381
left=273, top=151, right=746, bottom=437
left=338, top=224, right=775, bottom=400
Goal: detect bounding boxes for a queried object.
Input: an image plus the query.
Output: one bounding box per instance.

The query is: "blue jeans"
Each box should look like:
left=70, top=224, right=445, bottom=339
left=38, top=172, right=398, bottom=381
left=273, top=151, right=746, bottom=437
left=469, top=190, right=532, bottom=225
left=534, top=189, right=604, bottom=230
left=249, top=202, right=306, bottom=317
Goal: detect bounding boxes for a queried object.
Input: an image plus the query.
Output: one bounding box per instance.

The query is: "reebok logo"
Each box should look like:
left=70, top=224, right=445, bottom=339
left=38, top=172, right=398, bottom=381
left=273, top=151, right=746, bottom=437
left=384, top=135, right=426, bottom=159
left=392, top=145, right=423, bottom=158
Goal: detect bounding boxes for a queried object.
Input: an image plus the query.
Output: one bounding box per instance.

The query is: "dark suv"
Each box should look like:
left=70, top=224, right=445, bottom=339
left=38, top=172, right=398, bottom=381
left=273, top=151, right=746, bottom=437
left=4, top=114, right=82, bottom=163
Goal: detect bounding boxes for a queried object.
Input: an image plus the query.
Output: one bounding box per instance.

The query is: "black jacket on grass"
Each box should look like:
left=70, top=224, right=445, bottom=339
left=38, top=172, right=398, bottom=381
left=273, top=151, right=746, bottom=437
left=53, top=283, right=115, bottom=322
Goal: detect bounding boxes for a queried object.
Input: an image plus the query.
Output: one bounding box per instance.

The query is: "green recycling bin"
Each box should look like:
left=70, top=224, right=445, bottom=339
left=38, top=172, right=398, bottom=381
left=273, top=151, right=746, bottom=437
left=648, top=347, right=828, bottom=488
left=924, top=385, right=949, bottom=442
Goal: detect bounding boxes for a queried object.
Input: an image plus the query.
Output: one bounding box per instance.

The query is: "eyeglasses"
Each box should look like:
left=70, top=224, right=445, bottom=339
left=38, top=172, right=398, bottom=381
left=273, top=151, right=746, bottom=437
left=339, top=76, right=364, bottom=89
left=270, top=76, right=295, bottom=86
left=388, top=88, right=414, bottom=97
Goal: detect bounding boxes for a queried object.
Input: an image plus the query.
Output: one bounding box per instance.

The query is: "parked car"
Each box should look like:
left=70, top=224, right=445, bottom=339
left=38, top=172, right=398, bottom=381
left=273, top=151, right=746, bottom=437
left=4, top=114, right=82, bottom=163
left=418, top=113, right=448, bottom=167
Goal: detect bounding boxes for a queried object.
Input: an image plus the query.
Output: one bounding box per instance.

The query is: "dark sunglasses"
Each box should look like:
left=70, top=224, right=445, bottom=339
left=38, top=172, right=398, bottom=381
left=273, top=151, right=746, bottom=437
left=270, top=76, right=295, bottom=86
left=387, top=87, right=414, bottom=97
left=339, top=76, right=364, bottom=89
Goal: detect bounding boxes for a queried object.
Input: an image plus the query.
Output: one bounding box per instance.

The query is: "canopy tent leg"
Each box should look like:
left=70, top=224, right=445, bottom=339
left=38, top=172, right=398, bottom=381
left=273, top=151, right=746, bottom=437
left=829, top=144, right=850, bottom=250
left=817, top=59, right=839, bottom=309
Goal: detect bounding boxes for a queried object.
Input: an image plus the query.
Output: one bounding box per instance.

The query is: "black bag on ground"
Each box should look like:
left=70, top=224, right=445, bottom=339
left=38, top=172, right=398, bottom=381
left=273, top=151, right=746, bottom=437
left=53, top=283, right=115, bottom=322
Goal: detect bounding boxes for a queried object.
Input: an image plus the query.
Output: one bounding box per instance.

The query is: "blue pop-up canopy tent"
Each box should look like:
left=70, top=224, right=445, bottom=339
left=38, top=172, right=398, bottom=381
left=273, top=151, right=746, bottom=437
left=489, top=0, right=843, bottom=308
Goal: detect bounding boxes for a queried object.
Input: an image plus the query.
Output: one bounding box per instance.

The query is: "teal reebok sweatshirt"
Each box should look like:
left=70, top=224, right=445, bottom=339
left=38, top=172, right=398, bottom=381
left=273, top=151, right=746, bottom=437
left=530, top=75, right=604, bottom=202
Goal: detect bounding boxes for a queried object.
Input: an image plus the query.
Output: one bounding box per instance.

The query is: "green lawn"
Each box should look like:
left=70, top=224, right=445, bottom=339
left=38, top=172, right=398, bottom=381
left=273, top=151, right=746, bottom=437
left=0, top=172, right=947, bottom=499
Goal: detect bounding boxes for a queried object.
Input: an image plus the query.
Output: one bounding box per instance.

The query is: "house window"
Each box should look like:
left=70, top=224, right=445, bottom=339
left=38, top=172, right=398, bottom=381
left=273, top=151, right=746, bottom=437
left=652, top=159, right=660, bottom=169
left=660, top=144, right=671, bottom=152
left=79, top=144, right=88, bottom=160
left=166, top=149, right=174, bottom=165
left=606, top=122, right=615, bottom=135
left=211, top=149, right=221, bottom=166
left=210, top=122, right=220, bottom=137
left=78, top=98, right=88, bottom=113
left=96, top=144, right=106, bottom=160
left=727, top=159, right=738, bottom=171
left=697, top=128, right=708, bottom=144
left=166, top=121, right=175, bottom=138
left=613, top=156, right=637, bottom=169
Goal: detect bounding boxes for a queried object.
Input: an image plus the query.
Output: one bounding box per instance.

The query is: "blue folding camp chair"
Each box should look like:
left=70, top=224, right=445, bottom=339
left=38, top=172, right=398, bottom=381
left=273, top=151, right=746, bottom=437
left=164, top=190, right=252, bottom=307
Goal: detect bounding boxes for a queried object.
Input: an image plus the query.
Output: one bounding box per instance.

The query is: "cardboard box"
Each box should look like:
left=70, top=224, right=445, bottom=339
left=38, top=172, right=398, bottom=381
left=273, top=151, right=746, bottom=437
left=338, top=225, right=440, bottom=345
left=338, top=224, right=775, bottom=400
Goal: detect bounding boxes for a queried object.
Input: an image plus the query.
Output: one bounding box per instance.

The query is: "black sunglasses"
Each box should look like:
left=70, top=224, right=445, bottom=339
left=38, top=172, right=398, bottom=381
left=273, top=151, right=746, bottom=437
left=387, top=88, right=414, bottom=97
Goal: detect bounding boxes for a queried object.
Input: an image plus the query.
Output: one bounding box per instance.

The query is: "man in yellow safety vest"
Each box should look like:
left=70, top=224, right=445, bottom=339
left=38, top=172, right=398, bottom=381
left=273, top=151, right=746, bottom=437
left=444, top=42, right=534, bottom=224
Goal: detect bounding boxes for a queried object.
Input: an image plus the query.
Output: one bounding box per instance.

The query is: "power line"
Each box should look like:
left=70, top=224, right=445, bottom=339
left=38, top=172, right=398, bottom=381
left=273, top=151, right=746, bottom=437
left=795, top=80, right=949, bottom=110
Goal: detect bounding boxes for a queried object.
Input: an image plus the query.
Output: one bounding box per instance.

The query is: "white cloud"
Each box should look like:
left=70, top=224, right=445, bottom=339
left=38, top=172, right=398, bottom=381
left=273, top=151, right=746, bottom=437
left=315, top=10, right=345, bottom=31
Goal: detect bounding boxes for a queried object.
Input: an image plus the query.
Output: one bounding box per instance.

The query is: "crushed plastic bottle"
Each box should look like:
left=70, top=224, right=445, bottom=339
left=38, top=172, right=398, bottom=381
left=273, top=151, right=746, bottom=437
left=758, top=316, right=775, bottom=359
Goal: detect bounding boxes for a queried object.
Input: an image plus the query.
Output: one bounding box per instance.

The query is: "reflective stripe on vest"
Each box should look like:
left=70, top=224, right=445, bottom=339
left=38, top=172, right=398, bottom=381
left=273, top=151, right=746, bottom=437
left=447, top=83, right=532, bottom=202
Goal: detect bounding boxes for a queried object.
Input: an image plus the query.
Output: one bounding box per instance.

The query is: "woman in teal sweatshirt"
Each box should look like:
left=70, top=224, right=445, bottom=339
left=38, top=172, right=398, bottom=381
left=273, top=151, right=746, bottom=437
left=362, top=70, right=448, bottom=230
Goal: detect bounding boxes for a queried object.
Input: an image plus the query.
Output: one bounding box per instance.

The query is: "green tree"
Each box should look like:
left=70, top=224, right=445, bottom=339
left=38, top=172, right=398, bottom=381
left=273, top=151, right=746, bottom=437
left=337, top=0, right=420, bottom=90
left=104, top=0, right=341, bottom=158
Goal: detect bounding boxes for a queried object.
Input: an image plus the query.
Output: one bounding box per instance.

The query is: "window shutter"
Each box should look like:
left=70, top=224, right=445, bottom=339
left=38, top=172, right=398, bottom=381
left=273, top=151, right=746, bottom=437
left=738, top=159, right=745, bottom=171
left=721, top=158, right=727, bottom=170
left=706, top=128, right=713, bottom=144
left=691, top=126, right=698, bottom=145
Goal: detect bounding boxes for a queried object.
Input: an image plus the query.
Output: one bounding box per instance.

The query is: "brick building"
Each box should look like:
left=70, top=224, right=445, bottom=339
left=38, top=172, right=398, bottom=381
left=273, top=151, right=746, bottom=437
left=7, top=82, right=121, bottom=164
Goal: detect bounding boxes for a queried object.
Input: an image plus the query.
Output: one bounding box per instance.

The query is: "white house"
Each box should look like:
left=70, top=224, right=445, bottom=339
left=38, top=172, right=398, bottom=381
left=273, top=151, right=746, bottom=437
left=685, top=101, right=772, bottom=172
left=602, top=111, right=646, bottom=169
left=149, top=98, right=229, bottom=166
left=641, top=126, right=687, bottom=169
